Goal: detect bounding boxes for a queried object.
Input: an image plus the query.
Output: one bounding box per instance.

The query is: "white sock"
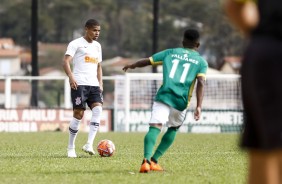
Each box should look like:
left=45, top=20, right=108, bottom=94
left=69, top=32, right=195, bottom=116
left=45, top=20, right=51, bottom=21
left=87, top=106, right=102, bottom=146
left=68, top=117, right=81, bottom=149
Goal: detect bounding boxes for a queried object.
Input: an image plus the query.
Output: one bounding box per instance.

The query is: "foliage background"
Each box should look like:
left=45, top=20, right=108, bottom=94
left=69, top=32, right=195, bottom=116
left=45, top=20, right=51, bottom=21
left=0, top=0, right=246, bottom=69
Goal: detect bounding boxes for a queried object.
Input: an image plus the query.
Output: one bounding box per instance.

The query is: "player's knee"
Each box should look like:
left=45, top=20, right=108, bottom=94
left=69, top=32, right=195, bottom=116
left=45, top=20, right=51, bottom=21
left=73, top=109, right=84, bottom=120
left=169, top=126, right=179, bottom=131
left=92, top=106, right=102, bottom=116
left=95, top=105, right=102, bottom=112
left=149, top=123, right=162, bottom=130
left=91, top=106, right=102, bottom=123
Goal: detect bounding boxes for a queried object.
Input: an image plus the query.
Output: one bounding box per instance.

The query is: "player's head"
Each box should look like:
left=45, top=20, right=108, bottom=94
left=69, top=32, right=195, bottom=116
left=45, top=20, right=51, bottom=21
left=182, top=29, right=200, bottom=49
left=85, top=19, right=100, bottom=28
left=84, top=19, right=100, bottom=41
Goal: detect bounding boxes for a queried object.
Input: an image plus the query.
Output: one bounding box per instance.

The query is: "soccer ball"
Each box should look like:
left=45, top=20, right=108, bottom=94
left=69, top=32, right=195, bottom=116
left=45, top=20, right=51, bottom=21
left=97, top=139, right=115, bottom=157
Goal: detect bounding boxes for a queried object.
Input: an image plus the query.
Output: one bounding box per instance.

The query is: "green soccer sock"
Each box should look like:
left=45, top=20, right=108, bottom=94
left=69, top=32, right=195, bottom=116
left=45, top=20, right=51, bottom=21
left=144, top=126, right=161, bottom=161
left=152, top=127, right=177, bottom=162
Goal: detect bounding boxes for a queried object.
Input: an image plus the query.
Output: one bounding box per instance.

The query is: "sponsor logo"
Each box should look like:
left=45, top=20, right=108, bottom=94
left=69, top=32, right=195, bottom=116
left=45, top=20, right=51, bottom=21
left=171, top=54, right=199, bottom=64
left=84, top=56, right=99, bottom=63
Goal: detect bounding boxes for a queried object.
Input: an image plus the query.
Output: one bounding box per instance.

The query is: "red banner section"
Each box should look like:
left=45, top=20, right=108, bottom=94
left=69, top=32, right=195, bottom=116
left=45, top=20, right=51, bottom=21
left=0, top=109, right=112, bottom=132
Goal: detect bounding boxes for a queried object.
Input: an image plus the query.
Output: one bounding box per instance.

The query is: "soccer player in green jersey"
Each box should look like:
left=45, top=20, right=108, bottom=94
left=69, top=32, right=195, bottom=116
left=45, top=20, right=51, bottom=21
left=122, top=29, right=208, bottom=173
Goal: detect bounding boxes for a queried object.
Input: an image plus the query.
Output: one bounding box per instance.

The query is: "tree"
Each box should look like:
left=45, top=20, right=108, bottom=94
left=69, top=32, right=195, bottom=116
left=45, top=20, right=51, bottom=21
left=0, top=0, right=246, bottom=69
left=0, top=1, right=31, bottom=46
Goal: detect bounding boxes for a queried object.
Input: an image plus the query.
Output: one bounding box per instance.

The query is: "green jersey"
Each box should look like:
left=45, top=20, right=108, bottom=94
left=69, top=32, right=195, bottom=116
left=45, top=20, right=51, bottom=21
left=150, top=48, right=208, bottom=111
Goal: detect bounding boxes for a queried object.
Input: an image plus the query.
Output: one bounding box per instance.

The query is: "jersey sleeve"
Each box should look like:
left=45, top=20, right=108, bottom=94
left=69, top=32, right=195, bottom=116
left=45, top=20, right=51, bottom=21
left=65, top=41, right=77, bottom=57
left=197, top=59, right=208, bottom=80
left=98, top=43, right=102, bottom=63
left=150, top=49, right=171, bottom=66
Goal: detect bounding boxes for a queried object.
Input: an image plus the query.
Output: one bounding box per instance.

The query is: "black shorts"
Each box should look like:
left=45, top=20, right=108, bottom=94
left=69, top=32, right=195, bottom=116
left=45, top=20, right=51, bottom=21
left=71, top=85, right=103, bottom=110
left=241, top=36, right=282, bottom=150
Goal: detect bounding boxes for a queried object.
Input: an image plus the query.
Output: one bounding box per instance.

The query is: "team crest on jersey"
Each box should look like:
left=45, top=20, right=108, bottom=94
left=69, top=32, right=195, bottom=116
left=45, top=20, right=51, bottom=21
left=75, top=97, right=82, bottom=105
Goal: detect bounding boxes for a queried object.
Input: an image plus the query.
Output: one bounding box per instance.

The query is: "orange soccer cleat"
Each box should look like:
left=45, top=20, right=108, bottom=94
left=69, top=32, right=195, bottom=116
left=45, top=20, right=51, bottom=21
left=139, top=159, right=151, bottom=173
left=150, top=159, right=164, bottom=171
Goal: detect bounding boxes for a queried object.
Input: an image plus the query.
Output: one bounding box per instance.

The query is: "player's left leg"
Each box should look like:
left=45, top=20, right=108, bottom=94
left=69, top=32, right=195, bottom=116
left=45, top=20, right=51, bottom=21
left=83, top=104, right=102, bottom=155
left=151, top=127, right=178, bottom=169
left=83, top=86, right=103, bottom=155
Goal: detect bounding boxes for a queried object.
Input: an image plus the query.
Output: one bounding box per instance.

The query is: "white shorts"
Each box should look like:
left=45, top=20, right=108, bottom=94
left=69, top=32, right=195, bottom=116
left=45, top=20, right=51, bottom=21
left=149, top=101, right=187, bottom=128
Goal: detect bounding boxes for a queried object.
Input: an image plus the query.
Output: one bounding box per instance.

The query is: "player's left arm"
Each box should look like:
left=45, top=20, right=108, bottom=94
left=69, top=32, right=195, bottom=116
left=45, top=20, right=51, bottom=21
left=194, top=58, right=208, bottom=121
left=97, top=63, right=103, bottom=91
left=97, top=43, right=103, bottom=91
left=194, top=75, right=205, bottom=121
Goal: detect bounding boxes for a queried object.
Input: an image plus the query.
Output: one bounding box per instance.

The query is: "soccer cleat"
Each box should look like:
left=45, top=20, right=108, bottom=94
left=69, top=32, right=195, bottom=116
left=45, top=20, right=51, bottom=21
left=139, top=159, right=151, bottom=173
left=150, top=159, right=164, bottom=171
left=82, top=144, right=95, bottom=155
left=67, top=148, right=77, bottom=158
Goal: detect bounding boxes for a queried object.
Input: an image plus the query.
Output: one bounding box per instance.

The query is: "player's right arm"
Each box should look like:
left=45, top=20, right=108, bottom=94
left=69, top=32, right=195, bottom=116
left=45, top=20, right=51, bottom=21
left=62, top=54, right=78, bottom=90
left=123, top=49, right=169, bottom=72
left=122, top=58, right=152, bottom=72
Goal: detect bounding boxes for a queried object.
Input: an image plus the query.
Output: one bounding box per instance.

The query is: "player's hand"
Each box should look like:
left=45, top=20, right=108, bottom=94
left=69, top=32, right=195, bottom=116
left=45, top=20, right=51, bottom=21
left=69, top=76, right=78, bottom=90
left=99, top=85, right=103, bottom=92
left=194, top=107, right=201, bottom=121
left=122, top=65, right=135, bottom=72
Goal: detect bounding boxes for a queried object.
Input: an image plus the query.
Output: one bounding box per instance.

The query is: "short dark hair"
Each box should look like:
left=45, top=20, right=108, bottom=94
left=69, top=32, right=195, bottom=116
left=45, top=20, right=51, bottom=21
left=85, top=19, right=100, bottom=28
left=184, top=29, right=200, bottom=42
left=183, top=29, right=200, bottom=48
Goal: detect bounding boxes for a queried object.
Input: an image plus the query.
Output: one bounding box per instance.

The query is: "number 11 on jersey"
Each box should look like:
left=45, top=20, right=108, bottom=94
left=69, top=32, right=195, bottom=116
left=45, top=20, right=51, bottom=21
left=169, top=59, right=191, bottom=83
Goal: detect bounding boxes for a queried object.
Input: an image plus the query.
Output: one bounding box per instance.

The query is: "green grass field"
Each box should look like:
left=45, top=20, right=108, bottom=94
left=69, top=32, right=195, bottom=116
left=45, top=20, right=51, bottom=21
left=0, top=132, right=247, bottom=184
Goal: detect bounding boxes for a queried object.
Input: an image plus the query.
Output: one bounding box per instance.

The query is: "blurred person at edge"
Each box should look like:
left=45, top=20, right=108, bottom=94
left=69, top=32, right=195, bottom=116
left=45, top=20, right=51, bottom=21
left=224, top=0, right=282, bottom=184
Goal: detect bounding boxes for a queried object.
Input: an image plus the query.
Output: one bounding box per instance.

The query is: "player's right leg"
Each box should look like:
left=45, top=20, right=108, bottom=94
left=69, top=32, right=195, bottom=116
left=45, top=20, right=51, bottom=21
left=68, top=86, right=86, bottom=158
left=149, top=127, right=178, bottom=172
left=150, top=157, right=164, bottom=171
left=67, top=112, right=83, bottom=158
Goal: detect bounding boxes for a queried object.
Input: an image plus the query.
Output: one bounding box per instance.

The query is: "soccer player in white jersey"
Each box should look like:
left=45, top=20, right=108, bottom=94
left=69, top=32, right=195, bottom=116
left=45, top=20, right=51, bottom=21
left=123, top=29, right=208, bottom=172
left=63, top=19, right=103, bottom=158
